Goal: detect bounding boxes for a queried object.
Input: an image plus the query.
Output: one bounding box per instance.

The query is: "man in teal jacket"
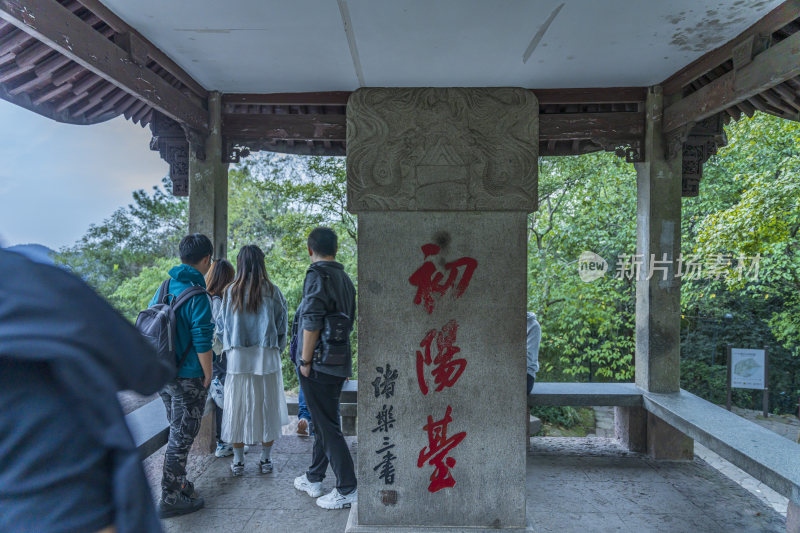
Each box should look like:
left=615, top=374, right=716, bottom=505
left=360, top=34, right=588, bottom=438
left=149, top=234, right=215, bottom=518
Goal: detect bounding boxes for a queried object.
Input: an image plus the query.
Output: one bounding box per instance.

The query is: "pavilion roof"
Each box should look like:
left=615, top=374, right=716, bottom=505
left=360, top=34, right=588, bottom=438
left=0, top=0, right=798, bottom=158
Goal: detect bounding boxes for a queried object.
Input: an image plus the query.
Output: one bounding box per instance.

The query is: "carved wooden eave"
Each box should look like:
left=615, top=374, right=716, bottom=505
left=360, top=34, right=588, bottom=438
left=0, top=0, right=208, bottom=131
left=662, top=2, right=800, bottom=130
left=149, top=112, right=191, bottom=196
left=679, top=114, right=728, bottom=197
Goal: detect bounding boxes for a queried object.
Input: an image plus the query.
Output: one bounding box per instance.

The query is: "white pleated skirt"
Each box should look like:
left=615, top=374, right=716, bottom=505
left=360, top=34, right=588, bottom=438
left=221, top=370, right=288, bottom=445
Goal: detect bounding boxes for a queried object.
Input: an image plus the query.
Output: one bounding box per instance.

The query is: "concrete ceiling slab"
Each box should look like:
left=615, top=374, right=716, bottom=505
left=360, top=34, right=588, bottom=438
left=100, top=0, right=785, bottom=92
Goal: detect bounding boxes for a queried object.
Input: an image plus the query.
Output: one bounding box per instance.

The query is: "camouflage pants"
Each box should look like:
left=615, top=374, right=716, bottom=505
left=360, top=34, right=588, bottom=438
left=159, top=377, right=207, bottom=502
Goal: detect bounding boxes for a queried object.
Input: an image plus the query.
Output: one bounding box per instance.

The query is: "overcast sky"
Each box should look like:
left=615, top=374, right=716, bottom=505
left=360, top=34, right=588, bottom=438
left=0, top=99, right=169, bottom=250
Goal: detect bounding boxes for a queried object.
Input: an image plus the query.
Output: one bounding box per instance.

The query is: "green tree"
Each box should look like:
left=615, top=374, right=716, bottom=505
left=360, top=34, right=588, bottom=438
left=111, top=257, right=176, bottom=321
left=529, top=153, right=637, bottom=382
left=56, top=177, right=187, bottom=298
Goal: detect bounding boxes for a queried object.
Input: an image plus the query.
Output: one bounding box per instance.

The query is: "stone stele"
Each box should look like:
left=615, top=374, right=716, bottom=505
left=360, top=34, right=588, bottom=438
left=347, top=88, right=537, bottom=532
left=354, top=211, right=528, bottom=530
left=346, top=87, right=538, bottom=212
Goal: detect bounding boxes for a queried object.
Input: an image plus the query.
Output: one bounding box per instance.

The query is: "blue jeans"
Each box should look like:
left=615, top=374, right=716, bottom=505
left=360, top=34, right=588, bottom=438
left=296, top=368, right=311, bottom=421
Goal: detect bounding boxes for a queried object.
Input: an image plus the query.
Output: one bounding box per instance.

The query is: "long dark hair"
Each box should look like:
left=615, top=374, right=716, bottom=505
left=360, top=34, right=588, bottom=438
left=205, top=258, right=235, bottom=298
left=230, top=245, right=274, bottom=314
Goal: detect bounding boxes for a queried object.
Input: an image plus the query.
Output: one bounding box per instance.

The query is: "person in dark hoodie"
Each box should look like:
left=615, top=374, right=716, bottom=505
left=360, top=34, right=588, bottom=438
left=0, top=247, right=173, bottom=533
left=148, top=234, right=215, bottom=518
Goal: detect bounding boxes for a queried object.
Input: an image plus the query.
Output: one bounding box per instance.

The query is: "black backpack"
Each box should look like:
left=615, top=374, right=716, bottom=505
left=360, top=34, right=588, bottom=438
left=308, top=264, right=353, bottom=367
left=135, top=279, right=207, bottom=378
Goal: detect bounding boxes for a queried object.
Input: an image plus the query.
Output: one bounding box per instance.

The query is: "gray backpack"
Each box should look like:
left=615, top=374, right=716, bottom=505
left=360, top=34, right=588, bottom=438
left=135, top=279, right=206, bottom=378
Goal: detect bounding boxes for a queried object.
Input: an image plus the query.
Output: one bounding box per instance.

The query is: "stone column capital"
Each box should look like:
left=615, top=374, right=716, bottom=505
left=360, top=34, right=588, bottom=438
left=346, top=87, right=538, bottom=213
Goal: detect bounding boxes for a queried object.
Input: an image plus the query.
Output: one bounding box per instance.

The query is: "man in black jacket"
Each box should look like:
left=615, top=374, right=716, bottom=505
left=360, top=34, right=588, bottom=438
left=293, top=227, right=358, bottom=510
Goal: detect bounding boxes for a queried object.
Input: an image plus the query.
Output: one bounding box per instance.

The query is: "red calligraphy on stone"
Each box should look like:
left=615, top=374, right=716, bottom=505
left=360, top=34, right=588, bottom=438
left=408, top=244, right=477, bottom=314
left=417, top=405, right=466, bottom=493
left=416, top=319, right=467, bottom=395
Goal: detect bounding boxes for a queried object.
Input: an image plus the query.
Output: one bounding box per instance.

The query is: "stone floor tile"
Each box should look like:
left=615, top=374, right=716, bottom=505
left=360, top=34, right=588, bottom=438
left=618, top=512, right=721, bottom=533
left=150, top=436, right=786, bottom=533
left=526, top=511, right=628, bottom=533
left=161, top=508, right=256, bottom=533
left=578, top=456, right=665, bottom=483
left=599, top=480, right=705, bottom=515
left=244, top=508, right=350, bottom=532
left=528, top=481, right=610, bottom=514
left=195, top=476, right=322, bottom=510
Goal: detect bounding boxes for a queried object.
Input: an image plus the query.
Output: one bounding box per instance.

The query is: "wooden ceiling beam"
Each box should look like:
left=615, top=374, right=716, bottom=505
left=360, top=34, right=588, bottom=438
left=223, top=110, right=644, bottom=148
left=662, top=0, right=800, bottom=96
left=663, top=31, right=800, bottom=132
left=540, top=112, right=644, bottom=141
left=0, top=74, right=103, bottom=124
left=223, top=91, right=351, bottom=107
left=535, top=87, right=646, bottom=104
left=223, top=88, right=647, bottom=107
left=0, top=0, right=208, bottom=133
left=223, top=113, right=347, bottom=141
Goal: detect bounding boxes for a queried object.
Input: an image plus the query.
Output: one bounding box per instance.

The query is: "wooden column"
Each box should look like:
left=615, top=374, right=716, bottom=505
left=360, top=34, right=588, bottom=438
left=634, top=86, right=682, bottom=394
left=188, top=91, right=228, bottom=454
left=189, top=91, right=229, bottom=260
left=632, top=86, right=693, bottom=460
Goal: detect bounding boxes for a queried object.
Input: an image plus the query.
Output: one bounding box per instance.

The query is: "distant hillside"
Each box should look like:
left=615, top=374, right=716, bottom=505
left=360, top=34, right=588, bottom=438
left=4, top=243, right=55, bottom=264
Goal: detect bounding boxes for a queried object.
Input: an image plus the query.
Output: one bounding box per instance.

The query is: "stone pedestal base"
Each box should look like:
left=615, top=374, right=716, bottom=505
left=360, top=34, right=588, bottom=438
left=614, top=406, right=647, bottom=453
left=191, top=411, right=216, bottom=454
left=788, top=500, right=800, bottom=533
left=646, top=412, right=693, bottom=460
left=346, top=504, right=527, bottom=533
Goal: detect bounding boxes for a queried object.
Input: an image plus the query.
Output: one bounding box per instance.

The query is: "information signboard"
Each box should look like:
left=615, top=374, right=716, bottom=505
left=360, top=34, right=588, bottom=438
left=726, top=345, right=770, bottom=417
left=730, top=348, right=766, bottom=390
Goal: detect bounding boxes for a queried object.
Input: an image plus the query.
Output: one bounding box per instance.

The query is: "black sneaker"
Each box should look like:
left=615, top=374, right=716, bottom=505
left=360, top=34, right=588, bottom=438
left=180, top=480, right=195, bottom=497
left=158, top=493, right=205, bottom=519
left=259, top=459, right=273, bottom=474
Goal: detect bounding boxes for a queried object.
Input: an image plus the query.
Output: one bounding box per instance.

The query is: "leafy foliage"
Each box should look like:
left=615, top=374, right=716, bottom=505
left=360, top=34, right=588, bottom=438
left=111, top=257, right=175, bottom=321
left=529, top=406, right=583, bottom=428
left=55, top=177, right=187, bottom=300
left=231, top=154, right=357, bottom=388
left=529, top=153, right=637, bottom=382
left=679, top=113, right=800, bottom=413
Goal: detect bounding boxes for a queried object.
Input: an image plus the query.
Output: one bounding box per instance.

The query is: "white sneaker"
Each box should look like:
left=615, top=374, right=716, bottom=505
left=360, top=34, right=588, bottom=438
left=215, top=442, right=233, bottom=458
left=294, top=474, right=323, bottom=498
left=316, top=488, right=357, bottom=510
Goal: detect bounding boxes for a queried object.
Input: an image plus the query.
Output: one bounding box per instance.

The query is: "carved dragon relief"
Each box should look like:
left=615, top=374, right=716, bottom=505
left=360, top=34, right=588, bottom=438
left=346, top=88, right=538, bottom=212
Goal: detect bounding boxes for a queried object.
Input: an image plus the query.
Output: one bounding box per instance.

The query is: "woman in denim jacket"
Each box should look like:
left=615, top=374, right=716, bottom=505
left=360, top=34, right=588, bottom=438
left=217, top=245, right=288, bottom=476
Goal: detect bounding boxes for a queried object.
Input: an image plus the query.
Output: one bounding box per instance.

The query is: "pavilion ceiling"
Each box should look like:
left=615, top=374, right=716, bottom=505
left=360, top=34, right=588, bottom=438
left=0, top=0, right=797, bottom=162
left=97, top=0, right=785, bottom=92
